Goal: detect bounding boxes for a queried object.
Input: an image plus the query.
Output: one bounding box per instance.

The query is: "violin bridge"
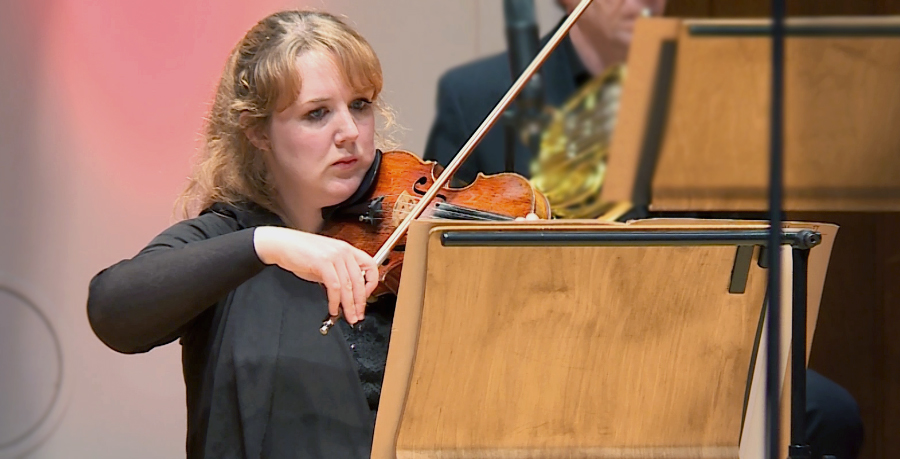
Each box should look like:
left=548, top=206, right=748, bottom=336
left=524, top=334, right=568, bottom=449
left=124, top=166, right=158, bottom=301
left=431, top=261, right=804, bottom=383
left=392, top=191, right=417, bottom=227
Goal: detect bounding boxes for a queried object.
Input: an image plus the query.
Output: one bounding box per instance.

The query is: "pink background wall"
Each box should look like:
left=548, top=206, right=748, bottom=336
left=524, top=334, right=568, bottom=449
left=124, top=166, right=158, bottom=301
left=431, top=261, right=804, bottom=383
left=0, top=1, right=563, bottom=457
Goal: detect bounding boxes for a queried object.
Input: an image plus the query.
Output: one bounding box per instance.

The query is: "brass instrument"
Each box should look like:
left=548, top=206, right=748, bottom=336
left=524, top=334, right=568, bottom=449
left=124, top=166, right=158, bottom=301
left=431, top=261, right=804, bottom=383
left=529, top=64, right=625, bottom=219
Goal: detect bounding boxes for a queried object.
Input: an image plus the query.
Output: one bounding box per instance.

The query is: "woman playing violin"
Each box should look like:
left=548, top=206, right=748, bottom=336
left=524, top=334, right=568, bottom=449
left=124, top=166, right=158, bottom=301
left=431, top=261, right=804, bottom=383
left=88, top=10, right=396, bottom=458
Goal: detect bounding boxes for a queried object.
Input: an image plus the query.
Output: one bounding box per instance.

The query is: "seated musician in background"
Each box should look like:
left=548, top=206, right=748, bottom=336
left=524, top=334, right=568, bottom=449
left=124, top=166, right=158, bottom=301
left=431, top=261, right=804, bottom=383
left=423, top=0, right=864, bottom=458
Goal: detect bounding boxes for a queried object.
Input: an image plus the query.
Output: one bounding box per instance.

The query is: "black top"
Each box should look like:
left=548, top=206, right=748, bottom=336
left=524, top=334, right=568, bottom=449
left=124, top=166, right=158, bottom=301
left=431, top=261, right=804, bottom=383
left=87, top=202, right=393, bottom=458
left=424, top=28, right=590, bottom=183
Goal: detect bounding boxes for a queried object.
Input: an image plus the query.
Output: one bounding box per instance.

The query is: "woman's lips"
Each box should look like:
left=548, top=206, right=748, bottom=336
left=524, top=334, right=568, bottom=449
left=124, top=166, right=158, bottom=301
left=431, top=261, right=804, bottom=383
left=332, top=157, right=358, bottom=168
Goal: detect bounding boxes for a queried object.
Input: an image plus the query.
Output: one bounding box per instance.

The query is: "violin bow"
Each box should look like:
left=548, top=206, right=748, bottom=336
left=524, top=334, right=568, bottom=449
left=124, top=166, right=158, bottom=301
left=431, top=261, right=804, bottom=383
left=320, top=0, right=595, bottom=335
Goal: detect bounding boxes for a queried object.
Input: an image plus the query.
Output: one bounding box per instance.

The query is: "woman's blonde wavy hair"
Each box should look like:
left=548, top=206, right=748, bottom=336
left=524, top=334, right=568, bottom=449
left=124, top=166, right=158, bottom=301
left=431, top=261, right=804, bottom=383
left=178, top=10, right=395, bottom=218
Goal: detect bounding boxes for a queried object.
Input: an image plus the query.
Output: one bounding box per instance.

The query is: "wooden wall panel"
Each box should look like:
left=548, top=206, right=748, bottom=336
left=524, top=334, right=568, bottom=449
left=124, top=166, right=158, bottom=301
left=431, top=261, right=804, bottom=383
left=663, top=0, right=710, bottom=17
left=709, top=1, right=878, bottom=16
left=784, top=0, right=878, bottom=15
left=876, top=213, right=900, bottom=459
left=876, top=0, right=900, bottom=14
left=665, top=0, right=900, bottom=17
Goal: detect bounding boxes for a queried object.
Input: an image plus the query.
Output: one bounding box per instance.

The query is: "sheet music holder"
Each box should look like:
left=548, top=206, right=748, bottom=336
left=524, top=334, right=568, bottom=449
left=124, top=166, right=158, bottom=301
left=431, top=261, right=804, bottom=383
left=603, top=17, right=900, bottom=213
left=600, top=14, right=900, bottom=459
left=371, top=219, right=837, bottom=459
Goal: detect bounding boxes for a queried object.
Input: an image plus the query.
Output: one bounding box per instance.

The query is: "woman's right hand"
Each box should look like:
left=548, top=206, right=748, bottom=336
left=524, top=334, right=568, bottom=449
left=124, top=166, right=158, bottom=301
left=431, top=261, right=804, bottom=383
left=253, top=226, right=379, bottom=324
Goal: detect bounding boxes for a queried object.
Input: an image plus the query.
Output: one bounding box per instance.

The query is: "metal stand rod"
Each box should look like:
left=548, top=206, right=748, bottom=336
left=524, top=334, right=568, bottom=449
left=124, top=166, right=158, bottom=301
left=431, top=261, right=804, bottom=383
left=503, top=111, right=518, bottom=173
left=766, top=0, right=786, bottom=458
left=440, top=228, right=820, bottom=247
left=790, top=248, right=812, bottom=458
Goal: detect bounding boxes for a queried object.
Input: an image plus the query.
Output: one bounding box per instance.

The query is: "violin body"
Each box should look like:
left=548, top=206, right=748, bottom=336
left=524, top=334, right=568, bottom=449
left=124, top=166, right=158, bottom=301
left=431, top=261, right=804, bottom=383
left=321, top=150, right=550, bottom=297
left=315, top=0, right=590, bottom=334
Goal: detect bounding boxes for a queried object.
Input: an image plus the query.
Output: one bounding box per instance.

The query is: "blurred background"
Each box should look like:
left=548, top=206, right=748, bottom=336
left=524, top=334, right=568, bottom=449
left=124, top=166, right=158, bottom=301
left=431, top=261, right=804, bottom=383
left=0, top=1, right=897, bottom=458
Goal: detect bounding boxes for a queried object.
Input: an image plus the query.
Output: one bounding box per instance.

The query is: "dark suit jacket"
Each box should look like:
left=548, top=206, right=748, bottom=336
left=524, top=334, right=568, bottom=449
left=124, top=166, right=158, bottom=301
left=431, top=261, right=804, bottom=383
left=423, top=31, right=590, bottom=184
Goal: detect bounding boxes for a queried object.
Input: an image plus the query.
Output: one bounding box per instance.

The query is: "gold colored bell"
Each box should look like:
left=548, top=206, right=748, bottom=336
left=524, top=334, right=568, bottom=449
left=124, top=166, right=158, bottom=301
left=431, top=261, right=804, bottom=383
left=530, top=64, right=625, bottom=219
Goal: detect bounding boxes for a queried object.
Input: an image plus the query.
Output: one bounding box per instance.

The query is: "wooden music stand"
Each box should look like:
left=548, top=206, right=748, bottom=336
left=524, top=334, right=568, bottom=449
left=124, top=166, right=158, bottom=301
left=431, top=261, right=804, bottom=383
left=600, top=16, right=900, bottom=458
left=603, top=17, right=900, bottom=213
left=371, top=218, right=836, bottom=459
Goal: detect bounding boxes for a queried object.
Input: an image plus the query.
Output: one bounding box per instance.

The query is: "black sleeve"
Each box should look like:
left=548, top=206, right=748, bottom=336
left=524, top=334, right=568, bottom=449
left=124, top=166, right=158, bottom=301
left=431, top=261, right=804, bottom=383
left=87, top=212, right=267, bottom=354
left=423, top=73, right=481, bottom=185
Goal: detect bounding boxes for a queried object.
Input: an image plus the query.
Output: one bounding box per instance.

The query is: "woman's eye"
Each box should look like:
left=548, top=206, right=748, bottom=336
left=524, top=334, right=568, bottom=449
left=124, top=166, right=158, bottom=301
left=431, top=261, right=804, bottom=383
left=305, top=108, right=327, bottom=121
left=350, top=99, right=372, bottom=111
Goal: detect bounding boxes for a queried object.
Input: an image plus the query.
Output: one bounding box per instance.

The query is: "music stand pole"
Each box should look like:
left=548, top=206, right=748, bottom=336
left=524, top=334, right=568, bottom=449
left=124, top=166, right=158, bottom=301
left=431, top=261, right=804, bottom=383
left=767, top=0, right=787, bottom=458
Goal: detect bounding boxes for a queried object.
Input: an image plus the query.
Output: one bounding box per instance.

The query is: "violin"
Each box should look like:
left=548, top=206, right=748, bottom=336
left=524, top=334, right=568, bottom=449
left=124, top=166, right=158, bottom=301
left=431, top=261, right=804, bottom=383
left=317, top=0, right=595, bottom=334
left=321, top=149, right=550, bottom=298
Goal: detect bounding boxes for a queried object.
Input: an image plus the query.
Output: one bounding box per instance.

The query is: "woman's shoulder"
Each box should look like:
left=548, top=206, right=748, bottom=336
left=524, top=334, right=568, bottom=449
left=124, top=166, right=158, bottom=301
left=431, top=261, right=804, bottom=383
left=199, top=201, right=285, bottom=230
left=140, top=201, right=282, bottom=250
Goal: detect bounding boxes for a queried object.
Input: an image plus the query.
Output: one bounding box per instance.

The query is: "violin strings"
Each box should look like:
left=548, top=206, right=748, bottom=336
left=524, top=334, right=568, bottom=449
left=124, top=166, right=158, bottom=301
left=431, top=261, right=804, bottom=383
left=347, top=203, right=514, bottom=222
left=341, top=195, right=517, bottom=222
left=434, top=202, right=514, bottom=221
left=392, top=205, right=509, bottom=221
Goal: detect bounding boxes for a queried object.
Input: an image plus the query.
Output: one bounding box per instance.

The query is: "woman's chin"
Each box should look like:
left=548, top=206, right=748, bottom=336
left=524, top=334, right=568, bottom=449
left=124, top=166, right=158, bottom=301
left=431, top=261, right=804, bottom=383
left=321, top=179, right=364, bottom=207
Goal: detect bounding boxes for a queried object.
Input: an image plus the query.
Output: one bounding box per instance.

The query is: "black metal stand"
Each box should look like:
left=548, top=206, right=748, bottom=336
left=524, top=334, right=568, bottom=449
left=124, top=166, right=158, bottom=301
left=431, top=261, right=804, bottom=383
left=501, top=92, right=545, bottom=175
left=442, top=227, right=820, bottom=457
left=789, top=247, right=812, bottom=459
left=440, top=228, right=819, bottom=249
left=503, top=110, right=519, bottom=173
left=501, top=0, right=544, bottom=174
left=767, top=1, right=786, bottom=457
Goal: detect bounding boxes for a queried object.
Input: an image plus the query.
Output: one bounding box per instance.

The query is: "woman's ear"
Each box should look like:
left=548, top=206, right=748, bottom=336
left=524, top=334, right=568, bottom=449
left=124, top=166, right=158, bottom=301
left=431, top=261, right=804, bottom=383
left=240, top=111, right=270, bottom=151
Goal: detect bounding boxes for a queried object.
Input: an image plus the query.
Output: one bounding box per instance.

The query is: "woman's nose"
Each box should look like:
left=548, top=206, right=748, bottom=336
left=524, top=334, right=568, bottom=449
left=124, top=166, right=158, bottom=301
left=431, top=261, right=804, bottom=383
left=335, top=109, right=359, bottom=145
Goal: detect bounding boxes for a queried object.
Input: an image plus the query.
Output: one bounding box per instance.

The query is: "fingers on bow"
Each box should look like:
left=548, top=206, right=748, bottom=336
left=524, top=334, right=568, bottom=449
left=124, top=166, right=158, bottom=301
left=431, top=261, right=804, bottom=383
left=354, top=248, right=380, bottom=298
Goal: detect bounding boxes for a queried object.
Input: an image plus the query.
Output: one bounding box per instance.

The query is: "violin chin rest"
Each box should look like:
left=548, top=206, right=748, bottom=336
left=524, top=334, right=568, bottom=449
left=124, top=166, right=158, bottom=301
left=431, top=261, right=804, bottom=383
left=321, top=149, right=382, bottom=218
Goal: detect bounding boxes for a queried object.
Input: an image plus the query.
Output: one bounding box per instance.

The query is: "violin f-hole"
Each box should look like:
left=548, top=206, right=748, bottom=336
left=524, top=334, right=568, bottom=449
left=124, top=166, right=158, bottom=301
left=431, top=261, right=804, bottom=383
left=413, top=177, right=447, bottom=202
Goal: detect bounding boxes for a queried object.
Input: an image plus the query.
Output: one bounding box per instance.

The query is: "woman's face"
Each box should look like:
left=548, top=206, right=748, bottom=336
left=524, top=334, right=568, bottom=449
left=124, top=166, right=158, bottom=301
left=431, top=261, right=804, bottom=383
left=564, top=0, right=667, bottom=46
left=262, top=50, right=377, bottom=210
